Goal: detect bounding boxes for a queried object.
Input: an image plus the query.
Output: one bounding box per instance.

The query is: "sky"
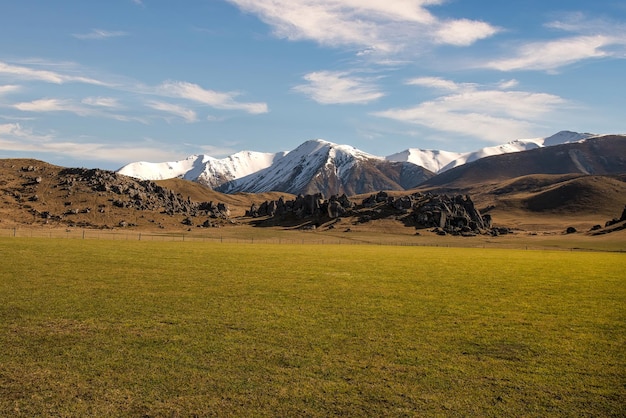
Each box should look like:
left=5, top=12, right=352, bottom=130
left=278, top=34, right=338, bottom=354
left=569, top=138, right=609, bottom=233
left=1, top=0, right=625, bottom=170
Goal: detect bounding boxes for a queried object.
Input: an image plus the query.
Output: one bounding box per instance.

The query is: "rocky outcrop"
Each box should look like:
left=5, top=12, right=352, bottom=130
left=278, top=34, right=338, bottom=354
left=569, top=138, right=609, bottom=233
left=604, top=204, right=626, bottom=227
left=358, top=191, right=492, bottom=235
left=246, top=193, right=354, bottom=220
left=248, top=190, right=497, bottom=235
left=591, top=204, right=626, bottom=235
left=55, top=168, right=231, bottom=220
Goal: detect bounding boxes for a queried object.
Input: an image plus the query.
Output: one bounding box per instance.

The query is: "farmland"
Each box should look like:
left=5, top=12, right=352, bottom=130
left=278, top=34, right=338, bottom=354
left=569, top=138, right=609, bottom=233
left=1, top=238, right=624, bottom=416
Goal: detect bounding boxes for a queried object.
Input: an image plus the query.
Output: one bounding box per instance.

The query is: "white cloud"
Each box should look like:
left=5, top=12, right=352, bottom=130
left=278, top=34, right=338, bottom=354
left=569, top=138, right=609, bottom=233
left=0, top=85, right=21, bottom=96
left=0, top=122, right=53, bottom=141
left=373, top=78, right=566, bottom=142
left=146, top=100, right=197, bottom=122
left=497, top=79, right=519, bottom=89
left=0, top=59, right=271, bottom=127
left=0, top=60, right=269, bottom=116
left=485, top=35, right=619, bottom=71
left=13, top=98, right=87, bottom=114
left=483, top=13, right=626, bottom=72
left=434, top=18, right=499, bottom=46
left=0, top=60, right=108, bottom=86
left=12, top=97, right=146, bottom=123
left=73, top=29, right=129, bottom=40
left=157, top=81, right=268, bottom=114
left=0, top=122, right=182, bottom=163
left=82, top=97, right=121, bottom=108
left=293, top=71, right=384, bottom=104
left=406, top=77, right=473, bottom=92
left=226, top=0, right=498, bottom=55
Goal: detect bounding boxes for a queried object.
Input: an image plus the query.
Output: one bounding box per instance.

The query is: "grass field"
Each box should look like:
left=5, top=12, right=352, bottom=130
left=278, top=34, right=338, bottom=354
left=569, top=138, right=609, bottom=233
left=1, top=238, right=624, bottom=416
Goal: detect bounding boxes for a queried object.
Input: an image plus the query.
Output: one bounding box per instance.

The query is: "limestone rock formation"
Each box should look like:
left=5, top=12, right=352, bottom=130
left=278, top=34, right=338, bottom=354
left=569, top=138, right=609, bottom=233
left=248, top=190, right=498, bottom=236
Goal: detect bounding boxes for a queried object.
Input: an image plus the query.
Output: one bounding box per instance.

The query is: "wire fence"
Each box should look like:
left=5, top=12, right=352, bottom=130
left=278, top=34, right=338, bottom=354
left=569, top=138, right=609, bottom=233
left=1, top=227, right=624, bottom=252
left=0, top=227, right=415, bottom=246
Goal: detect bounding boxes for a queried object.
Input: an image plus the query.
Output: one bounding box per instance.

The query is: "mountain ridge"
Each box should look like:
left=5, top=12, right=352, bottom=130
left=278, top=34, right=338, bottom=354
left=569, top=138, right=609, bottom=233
left=421, top=135, right=626, bottom=188
left=117, top=131, right=619, bottom=196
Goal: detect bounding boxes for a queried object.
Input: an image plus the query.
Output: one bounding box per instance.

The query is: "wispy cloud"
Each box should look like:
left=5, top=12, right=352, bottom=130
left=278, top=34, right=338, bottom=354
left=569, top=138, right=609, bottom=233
left=0, top=60, right=108, bottom=85
left=484, top=13, right=626, bottom=72
left=406, top=76, right=475, bottom=92
left=157, top=81, right=268, bottom=114
left=226, top=0, right=499, bottom=56
left=485, top=35, right=618, bottom=72
left=12, top=97, right=145, bottom=123
left=13, top=98, right=88, bottom=114
left=81, top=96, right=121, bottom=108
left=73, top=29, right=129, bottom=40
left=0, top=60, right=270, bottom=118
left=293, top=71, right=384, bottom=104
left=0, top=122, right=54, bottom=141
left=146, top=100, right=197, bottom=122
left=373, top=78, right=566, bottom=142
left=0, top=84, right=21, bottom=96
left=0, top=122, right=183, bottom=163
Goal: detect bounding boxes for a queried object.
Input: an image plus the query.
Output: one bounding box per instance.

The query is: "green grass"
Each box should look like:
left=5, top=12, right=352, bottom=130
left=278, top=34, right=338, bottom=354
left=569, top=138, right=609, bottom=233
left=1, top=238, right=624, bottom=417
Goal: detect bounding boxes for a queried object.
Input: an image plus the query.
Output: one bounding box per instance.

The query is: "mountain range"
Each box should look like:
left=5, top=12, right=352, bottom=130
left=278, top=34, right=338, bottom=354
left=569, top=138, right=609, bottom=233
left=118, top=131, right=621, bottom=196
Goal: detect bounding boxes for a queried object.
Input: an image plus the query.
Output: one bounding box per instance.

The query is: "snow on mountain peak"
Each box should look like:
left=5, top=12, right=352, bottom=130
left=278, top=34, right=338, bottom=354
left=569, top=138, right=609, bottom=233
left=118, top=150, right=284, bottom=188
left=117, top=130, right=601, bottom=194
left=543, top=130, right=594, bottom=146
left=387, top=131, right=596, bottom=174
left=117, top=154, right=208, bottom=180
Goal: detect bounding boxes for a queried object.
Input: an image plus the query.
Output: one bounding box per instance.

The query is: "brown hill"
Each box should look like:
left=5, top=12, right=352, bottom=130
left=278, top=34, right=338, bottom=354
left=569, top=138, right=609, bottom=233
left=460, top=174, right=625, bottom=232
left=0, top=159, right=265, bottom=230
left=2, top=157, right=624, bottom=236
left=483, top=174, right=625, bottom=214
left=421, top=135, right=626, bottom=188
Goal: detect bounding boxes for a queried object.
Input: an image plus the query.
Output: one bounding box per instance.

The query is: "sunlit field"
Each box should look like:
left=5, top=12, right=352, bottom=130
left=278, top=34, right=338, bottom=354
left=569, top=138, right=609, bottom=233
left=1, top=238, right=624, bottom=416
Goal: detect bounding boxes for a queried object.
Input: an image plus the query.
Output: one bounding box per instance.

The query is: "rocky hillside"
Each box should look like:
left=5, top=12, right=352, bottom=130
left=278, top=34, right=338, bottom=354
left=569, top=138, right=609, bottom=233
left=0, top=159, right=244, bottom=230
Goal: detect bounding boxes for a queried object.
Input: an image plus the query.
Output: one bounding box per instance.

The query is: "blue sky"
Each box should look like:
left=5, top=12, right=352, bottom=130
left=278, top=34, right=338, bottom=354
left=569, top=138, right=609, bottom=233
left=1, top=0, right=625, bottom=169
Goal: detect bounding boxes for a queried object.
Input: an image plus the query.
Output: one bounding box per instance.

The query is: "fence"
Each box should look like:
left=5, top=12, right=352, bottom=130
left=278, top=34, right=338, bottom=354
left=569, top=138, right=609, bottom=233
left=1, top=227, right=624, bottom=252
left=0, top=227, right=421, bottom=246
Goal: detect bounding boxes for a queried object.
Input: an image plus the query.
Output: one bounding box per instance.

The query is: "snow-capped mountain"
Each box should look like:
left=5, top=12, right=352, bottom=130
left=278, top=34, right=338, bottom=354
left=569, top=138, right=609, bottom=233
left=386, top=131, right=595, bottom=173
left=422, top=134, right=626, bottom=187
left=117, top=131, right=600, bottom=196
left=216, top=139, right=433, bottom=196
left=385, top=149, right=464, bottom=174
left=118, top=150, right=286, bottom=189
